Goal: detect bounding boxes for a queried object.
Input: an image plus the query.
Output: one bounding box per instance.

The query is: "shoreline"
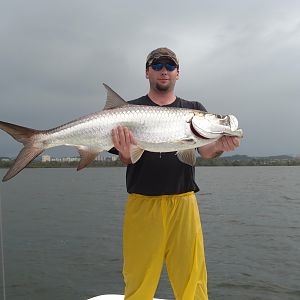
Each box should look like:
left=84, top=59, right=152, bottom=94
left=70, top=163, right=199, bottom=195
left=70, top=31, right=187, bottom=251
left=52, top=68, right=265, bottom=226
left=1, top=157, right=300, bottom=169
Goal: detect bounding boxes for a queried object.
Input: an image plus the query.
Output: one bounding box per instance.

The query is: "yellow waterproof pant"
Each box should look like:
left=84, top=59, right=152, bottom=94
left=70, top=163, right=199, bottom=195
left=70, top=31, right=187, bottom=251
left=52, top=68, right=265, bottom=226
left=123, top=192, right=208, bottom=300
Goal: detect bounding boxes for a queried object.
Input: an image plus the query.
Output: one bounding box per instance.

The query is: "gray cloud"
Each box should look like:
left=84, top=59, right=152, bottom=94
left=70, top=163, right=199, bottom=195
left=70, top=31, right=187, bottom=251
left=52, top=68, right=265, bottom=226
left=1, top=0, right=300, bottom=157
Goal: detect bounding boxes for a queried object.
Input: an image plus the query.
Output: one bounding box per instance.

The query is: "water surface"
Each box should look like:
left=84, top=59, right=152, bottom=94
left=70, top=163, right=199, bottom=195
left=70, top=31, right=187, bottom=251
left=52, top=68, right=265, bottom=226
left=0, top=166, right=299, bottom=299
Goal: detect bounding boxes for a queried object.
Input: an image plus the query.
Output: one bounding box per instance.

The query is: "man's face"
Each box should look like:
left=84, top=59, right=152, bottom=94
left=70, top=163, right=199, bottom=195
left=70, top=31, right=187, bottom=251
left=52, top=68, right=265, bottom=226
left=146, top=58, right=179, bottom=92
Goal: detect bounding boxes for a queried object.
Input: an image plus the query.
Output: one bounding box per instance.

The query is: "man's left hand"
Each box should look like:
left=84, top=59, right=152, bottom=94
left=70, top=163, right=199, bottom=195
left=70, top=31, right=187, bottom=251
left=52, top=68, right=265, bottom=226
left=215, top=136, right=240, bottom=152
left=198, top=136, right=241, bottom=159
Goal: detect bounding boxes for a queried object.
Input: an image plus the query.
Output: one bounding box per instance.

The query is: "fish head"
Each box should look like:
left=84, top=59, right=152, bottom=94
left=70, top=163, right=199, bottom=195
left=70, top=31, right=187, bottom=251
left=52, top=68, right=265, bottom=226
left=191, top=112, right=243, bottom=139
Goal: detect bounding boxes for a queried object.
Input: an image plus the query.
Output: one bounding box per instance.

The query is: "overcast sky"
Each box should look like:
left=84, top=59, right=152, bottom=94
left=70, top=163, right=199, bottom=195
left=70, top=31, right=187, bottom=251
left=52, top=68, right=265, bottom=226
left=0, top=0, right=299, bottom=157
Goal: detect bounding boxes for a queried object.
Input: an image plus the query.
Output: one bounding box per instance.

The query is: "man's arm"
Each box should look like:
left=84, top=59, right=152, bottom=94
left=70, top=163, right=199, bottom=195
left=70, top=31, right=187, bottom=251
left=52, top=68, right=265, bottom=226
left=198, top=136, right=241, bottom=159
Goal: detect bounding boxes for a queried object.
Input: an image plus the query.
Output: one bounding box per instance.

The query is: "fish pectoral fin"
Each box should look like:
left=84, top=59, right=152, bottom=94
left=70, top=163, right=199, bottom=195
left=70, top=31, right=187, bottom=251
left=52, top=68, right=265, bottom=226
left=176, top=138, right=197, bottom=145
left=130, top=145, right=144, bottom=164
left=77, top=148, right=99, bottom=171
left=176, top=149, right=197, bottom=166
left=102, top=83, right=128, bottom=110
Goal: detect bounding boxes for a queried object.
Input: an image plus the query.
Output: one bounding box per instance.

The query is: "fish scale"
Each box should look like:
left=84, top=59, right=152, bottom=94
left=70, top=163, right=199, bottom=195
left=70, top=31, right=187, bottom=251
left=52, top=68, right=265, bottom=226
left=42, top=105, right=190, bottom=150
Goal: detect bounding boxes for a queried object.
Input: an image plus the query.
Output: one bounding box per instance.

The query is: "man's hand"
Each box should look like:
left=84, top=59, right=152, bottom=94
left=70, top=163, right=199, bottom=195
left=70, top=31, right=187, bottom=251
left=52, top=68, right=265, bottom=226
left=215, top=136, right=240, bottom=152
left=112, top=126, right=136, bottom=164
left=199, top=136, right=241, bottom=159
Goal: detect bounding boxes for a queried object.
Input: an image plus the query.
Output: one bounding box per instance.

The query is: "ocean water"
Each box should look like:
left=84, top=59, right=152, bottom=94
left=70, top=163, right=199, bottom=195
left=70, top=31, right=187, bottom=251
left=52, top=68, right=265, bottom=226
left=0, top=166, right=299, bottom=300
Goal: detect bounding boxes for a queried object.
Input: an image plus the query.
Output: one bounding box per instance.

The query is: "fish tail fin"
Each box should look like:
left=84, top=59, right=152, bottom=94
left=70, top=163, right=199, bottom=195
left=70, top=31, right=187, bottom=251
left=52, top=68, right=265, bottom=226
left=0, top=121, right=44, bottom=182
left=0, top=121, right=38, bottom=144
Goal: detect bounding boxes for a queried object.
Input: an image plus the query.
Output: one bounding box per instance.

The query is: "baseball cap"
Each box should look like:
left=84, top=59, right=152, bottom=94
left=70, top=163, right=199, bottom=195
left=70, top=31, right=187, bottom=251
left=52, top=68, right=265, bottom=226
left=146, top=47, right=179, bottom=68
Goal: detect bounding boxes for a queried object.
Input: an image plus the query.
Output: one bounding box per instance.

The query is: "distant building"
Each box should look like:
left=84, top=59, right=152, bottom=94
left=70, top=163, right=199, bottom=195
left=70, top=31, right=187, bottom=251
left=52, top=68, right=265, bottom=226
left=42, top=155, right=51, bottom=162
left=96, top=153, right=107, bottom=161
left=51, top=157, right=62, bottom=162
left=0, top=157, right=11, bottom=161
left=62, top=157, right=80, bottom=162
left=38, top=154, right=118, bottom=163
left=111, top=155, right=118, bottom=161
left=96, top=153, right=118, bottom=161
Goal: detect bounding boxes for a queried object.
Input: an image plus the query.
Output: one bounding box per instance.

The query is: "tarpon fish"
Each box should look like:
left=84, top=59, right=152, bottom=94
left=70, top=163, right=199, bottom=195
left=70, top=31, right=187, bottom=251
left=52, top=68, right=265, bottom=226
left=0, top=84, right=243, bottom=182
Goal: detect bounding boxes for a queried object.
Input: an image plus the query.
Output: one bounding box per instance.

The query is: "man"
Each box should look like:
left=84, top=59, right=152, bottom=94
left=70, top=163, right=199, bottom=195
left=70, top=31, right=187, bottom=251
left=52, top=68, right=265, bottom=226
left=111, top=47, right=240, bottom=300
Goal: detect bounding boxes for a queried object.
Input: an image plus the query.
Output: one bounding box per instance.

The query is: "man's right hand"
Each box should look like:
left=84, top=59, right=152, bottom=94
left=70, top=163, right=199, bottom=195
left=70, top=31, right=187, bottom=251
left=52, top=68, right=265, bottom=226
left=112, top=126, right=136, bottom=164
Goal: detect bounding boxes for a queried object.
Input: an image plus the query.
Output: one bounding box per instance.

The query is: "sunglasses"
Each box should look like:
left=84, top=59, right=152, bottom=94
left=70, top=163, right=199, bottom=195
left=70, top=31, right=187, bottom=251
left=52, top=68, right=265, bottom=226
left=150, top=63, right=177, bottom=72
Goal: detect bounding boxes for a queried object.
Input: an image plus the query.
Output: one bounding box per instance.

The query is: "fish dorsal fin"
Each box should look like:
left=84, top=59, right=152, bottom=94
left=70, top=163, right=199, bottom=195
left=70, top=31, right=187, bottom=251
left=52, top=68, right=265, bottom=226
left=130, top=145, right=145, bottom=164
left=176, top=149, right=196, bottom=166
left=103, top=83, right=128, bottom=110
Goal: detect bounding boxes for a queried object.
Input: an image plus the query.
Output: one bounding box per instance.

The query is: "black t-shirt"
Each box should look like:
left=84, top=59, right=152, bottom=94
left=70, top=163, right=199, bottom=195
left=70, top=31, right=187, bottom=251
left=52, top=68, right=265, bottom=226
left=125, top=95, right=207, bottom=196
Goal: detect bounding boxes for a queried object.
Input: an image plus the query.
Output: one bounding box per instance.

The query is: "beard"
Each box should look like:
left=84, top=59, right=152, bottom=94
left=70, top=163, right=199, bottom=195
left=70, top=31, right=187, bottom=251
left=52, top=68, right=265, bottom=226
left=155, top=82, right=171, bottom=91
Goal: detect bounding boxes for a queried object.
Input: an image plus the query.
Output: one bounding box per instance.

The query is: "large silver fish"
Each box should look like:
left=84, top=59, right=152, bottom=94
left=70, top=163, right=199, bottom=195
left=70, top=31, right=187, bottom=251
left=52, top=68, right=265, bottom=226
left=0, top=84, right=243, bottom=182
